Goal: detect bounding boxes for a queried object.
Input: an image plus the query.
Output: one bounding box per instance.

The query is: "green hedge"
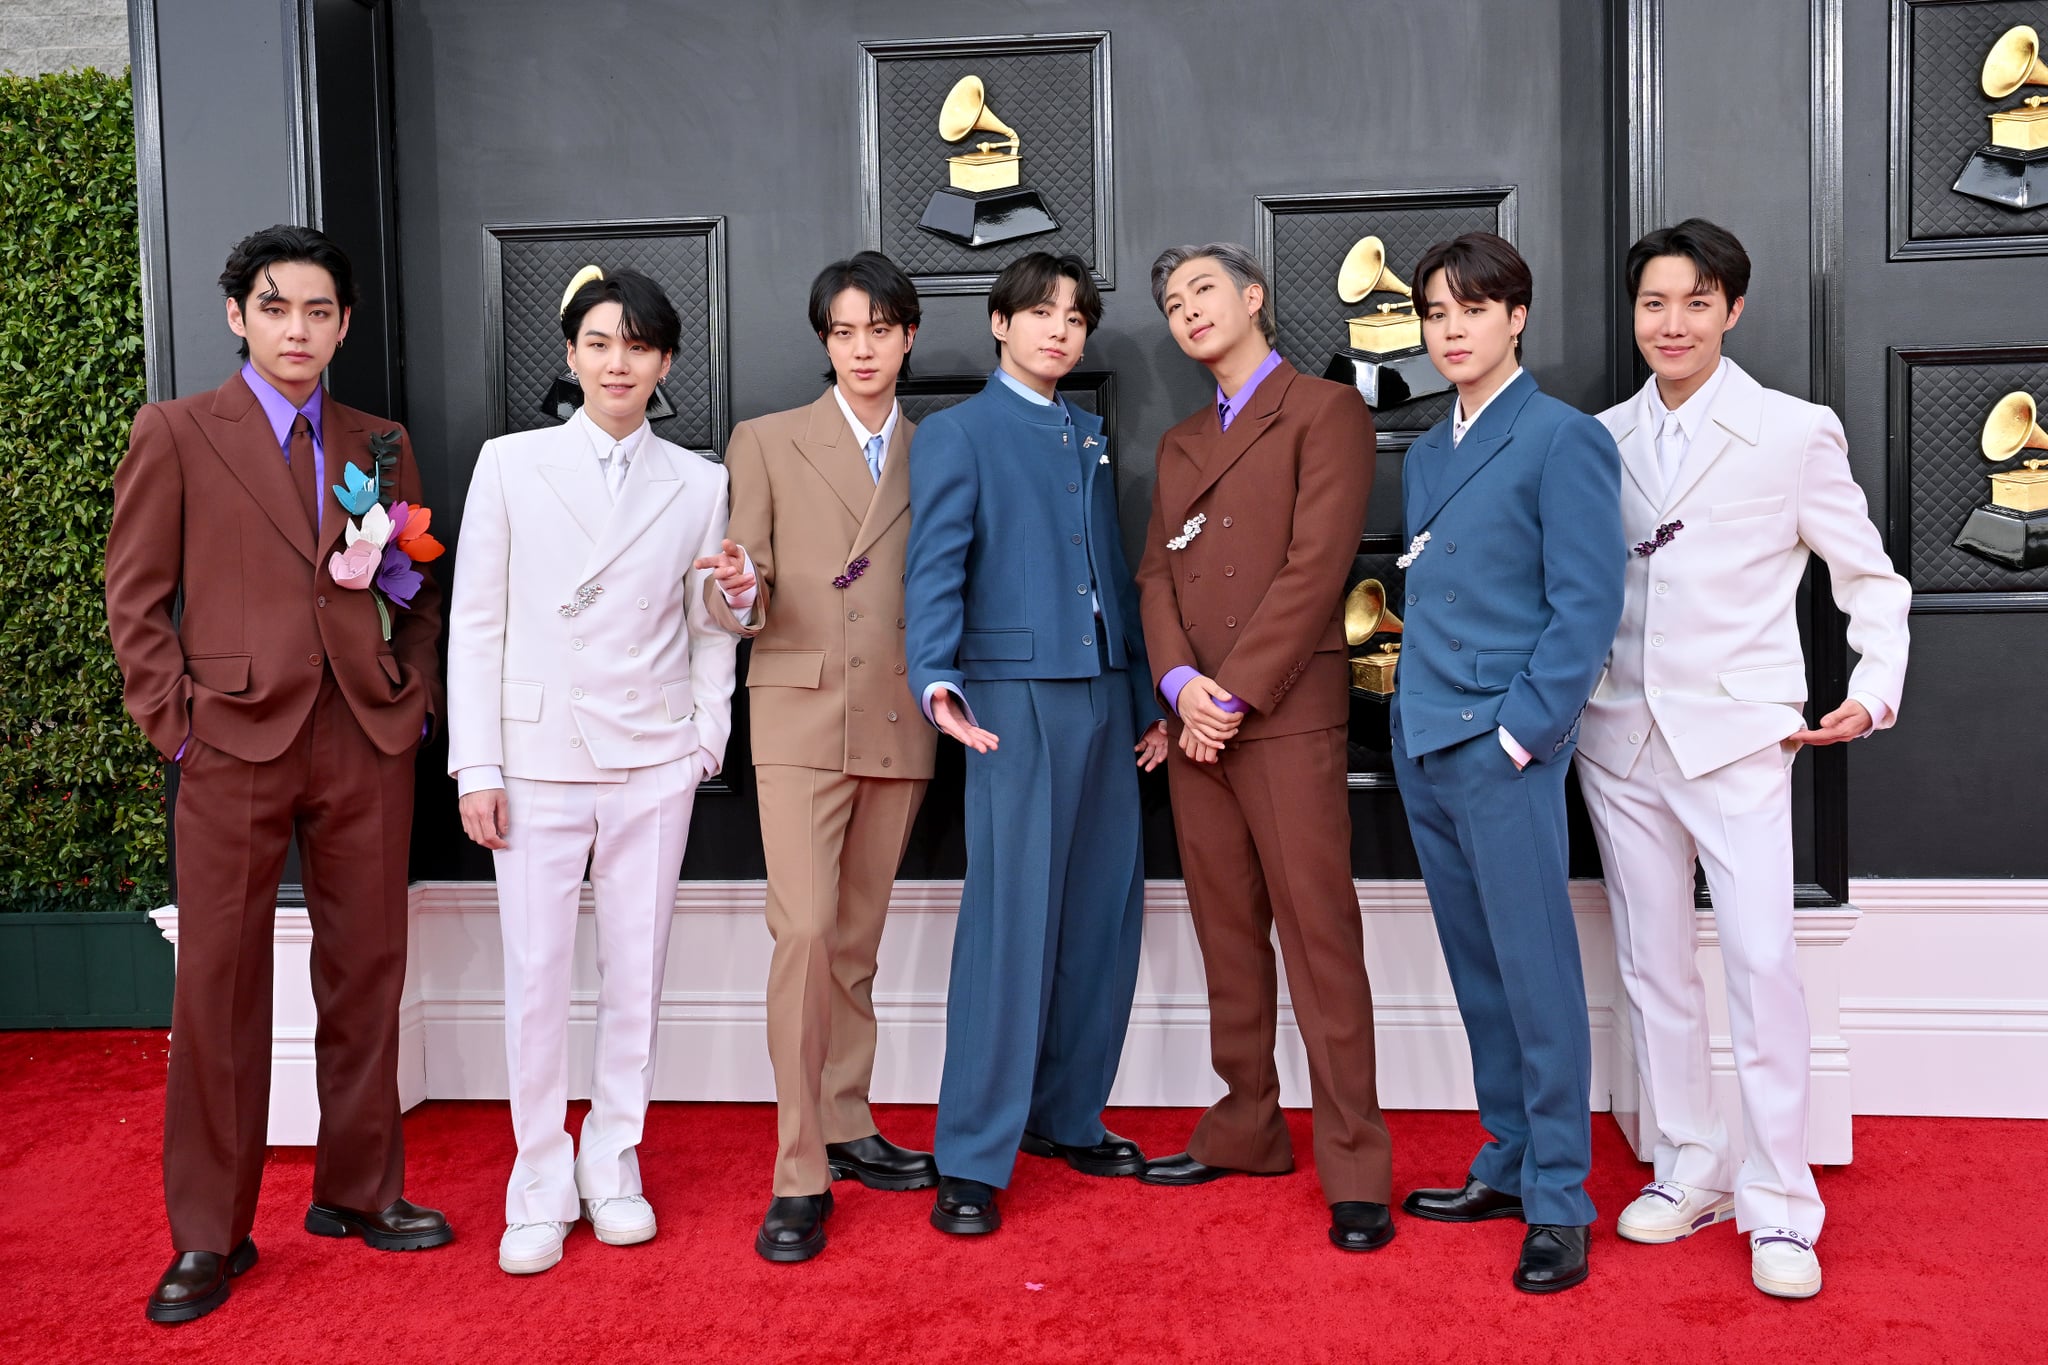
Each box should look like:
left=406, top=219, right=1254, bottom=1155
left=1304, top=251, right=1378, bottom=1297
left=0, top=69, right=165, bottom=912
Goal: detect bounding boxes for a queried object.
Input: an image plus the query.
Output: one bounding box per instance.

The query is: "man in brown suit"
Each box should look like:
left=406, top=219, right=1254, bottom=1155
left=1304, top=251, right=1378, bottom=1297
left=1134, top=242, right=1394, bottom=1252
left=105, top=226, right=450, bottom=1325
left=699, top=252, right=938, bottom=1263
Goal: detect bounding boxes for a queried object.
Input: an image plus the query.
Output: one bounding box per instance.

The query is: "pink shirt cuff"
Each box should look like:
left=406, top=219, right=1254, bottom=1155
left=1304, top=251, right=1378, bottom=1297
left=1497, top=726, right=1532, bottom=769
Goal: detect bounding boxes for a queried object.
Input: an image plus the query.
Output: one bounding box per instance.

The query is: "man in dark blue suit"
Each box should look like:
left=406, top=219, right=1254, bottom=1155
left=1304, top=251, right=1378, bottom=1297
left=1388, top=234, right=1625, bottom=1293
left=904, top=253, right=1169, bottom=1236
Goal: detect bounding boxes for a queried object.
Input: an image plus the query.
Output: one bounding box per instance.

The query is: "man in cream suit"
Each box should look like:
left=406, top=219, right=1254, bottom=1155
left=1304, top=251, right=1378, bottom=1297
left=448, top=267, right=738, bottom=1276
left=1580, top=220, right=1910, bottom=1301
left=698, top=252, right=940, bottom=1264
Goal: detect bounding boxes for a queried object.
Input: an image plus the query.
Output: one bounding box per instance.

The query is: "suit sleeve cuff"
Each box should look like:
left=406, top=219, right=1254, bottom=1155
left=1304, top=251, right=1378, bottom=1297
left=921, top=681, right=976, bottom=729
left=456, top=765, right=506, bottom=796
left=1848, top=691, right=1893, bottom=736
left=1497, top=726, right=1532, bottom=769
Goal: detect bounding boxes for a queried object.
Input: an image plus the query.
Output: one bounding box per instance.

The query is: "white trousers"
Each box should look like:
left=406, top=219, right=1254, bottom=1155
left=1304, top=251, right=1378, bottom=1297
left=1576, top=725, right=1824, bottom=1240
left=493, top=757, right=698, bottom=1224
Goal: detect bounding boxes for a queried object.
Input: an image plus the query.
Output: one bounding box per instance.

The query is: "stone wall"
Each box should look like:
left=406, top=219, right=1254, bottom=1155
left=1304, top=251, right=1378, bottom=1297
left=0, top=0, right=129, bottom=77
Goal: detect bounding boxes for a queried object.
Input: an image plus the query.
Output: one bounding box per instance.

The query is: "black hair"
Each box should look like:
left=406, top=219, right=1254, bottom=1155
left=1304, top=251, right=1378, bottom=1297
left=1411, top=232, right=1533, bottom=355
left=988, top=252, right=1103, bottom=357
left=808, top=251, right=921, bottom=383
left=560, top=268, right=683, bottom=356
left=217, top=224, right=358, bottom=359
left=1626, top=217, right=1751, bottom=305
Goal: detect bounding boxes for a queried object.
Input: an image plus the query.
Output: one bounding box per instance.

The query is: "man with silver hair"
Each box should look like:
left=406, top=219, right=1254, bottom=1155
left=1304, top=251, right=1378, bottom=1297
left=1134, top=242, right=1395, bottom=1253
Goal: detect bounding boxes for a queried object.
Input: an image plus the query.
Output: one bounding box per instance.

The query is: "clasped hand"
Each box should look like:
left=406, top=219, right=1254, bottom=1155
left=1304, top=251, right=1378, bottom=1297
left=934, top=689, right=1170, bottom=771
left=1176, top=674, right=1242, bottom=764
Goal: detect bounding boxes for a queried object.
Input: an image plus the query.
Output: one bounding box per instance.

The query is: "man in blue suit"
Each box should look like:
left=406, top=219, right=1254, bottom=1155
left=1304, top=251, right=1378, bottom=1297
left=1388, top=234, right=1625, bottom=1293
left=905, top=252, right=1169, bottom=1236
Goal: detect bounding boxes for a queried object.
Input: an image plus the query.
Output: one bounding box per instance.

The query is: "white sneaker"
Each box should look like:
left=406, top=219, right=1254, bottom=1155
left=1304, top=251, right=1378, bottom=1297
left=1751, top=1228, right=1823, bottom=1299
left=583, top=1194, right=658, bottom=1246
left=499, top=1221, right=570, bottom=1275
left=1616, top=1180, right=1736, bottom=1244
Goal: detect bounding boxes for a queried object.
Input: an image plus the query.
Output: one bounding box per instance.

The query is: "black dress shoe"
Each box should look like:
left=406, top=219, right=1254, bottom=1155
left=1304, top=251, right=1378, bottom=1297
left=304, top=1196, right=454, bottom=1250
left=930, top=1177, right=1000, bottom=1235
left=1138, top=1151, right=1293, bottom=1186
left=1514, top=1224, right=1590, bottom=1293
left=1329, top=1201, right=1396, bottom=1252
left=755, top=1191, right=833, bottom=1263
left=1018, top=1129, right=1146, bottom=1177
left=826, top=1133, right=939, bottom=1191
left=145, top=1236, right=257, bottom=1324
left=1401, top=1175, right=1525, bottom=1223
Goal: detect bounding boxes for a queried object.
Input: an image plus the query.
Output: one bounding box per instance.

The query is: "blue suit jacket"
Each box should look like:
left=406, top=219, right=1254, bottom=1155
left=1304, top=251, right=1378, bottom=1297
left=905, top=374, right=1157, bottom=726
left=1392, top=371, right=1625, bottom=762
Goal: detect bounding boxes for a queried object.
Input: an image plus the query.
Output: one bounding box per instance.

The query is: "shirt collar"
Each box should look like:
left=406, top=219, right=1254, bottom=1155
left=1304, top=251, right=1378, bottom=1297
left=1216, top=349, right=1284, bottom=430
left=240, top=361, right=323, bottom=451
left=1645, top=356, right=1729, bottom=440
left=572, top=404, right=650, bottom=462
left=1453, top=365, right=1524, bottom=438
left=995, top=365, right=1069, bottom=421
left=831, top=385, right=900, bottom=452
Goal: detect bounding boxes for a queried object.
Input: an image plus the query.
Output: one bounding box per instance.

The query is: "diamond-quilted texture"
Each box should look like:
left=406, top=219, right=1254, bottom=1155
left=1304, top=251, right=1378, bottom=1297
left=1905, top=355, right=2048, bottom=592
left=1905, top=2, right=2048, bottom=241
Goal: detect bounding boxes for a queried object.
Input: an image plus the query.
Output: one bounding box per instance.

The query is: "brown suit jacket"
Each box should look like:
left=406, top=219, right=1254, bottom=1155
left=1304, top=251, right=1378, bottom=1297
left=105, top=372, right=443, bottom=763
left=1137, top=360, right=1372, bottom=742
left=706, top=390, right=935, bottom=779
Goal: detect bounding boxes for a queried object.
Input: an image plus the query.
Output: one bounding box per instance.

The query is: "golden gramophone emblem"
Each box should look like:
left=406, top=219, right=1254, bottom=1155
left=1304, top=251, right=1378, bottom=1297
left=1344, top=577, right=1404, bottom=696
left=1954, top=26, right=2048, bottom=209
left=917, top=74, right=1058, bottom=248
left=1322, top=234, right=1451, bottom=410
left=538, top=263, right=675, bottom=423
left=1953, top=389, right=2048, bottom=569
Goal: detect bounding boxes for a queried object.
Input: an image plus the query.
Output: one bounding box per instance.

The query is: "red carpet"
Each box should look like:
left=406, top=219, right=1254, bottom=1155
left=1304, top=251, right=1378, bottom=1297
left=1, top=1031, right=2040, bottom=1364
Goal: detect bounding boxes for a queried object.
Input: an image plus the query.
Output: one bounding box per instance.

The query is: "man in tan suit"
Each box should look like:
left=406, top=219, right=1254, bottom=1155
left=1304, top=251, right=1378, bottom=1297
left=699, top=252, right=937, bottom=1263
left=1135, top=243, right=1394, bottom=1253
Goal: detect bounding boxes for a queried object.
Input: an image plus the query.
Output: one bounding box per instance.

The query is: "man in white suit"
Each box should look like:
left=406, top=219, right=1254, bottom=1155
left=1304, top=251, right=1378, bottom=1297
left=447, top=267, right=738, bottom=1276
left=1580, top=220, right=1910, bottom=1301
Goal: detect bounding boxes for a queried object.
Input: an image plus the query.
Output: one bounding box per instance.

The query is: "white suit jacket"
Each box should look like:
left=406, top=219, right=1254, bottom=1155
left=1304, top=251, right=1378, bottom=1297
left=447, top=411, right=739, bottom=788
left=1579, top=360, right=1910, bottom=781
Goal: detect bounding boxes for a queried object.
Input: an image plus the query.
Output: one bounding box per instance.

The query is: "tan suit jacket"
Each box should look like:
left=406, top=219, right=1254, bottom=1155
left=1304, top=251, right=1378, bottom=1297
left=707, top=390, right=935, bottom=780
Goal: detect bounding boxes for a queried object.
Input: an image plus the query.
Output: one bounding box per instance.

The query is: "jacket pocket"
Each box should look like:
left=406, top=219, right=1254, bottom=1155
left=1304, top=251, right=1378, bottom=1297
left=502, top=680, right=544, bottom=722
left=662, top=680, right=695, bottom=723
left=746, top=649, right=825, bottom=689
left=1710, top=495, right=1787, bottom=523
left=1717, top=662, right=1808, bottom=703
left=186, top=653, right=251, bottom=694
left=377, top=653, right=403, bottom=686
left=959, top=628, right=1034, bottom=662
left=1475, top=649, right=1534, bottom=690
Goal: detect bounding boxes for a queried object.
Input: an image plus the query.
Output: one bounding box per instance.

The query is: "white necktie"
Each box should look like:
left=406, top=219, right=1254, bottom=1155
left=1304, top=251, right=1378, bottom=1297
left=604, top=442, right=629, bottom=501
left=1657, top=413, right=1685, bottom=493
left=863, top=433, right=884, bottom=484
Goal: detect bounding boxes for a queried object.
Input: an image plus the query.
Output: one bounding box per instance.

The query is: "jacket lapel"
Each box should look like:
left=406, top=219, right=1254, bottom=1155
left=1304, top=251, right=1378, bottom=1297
left=848, top=408, right=913, bottom=563
left=1186, top=360, right=1297, bottom=507
left=1410, top=370, right=1537, bottom=531
left=318, top=402, right=374, bottom=569
left=1611, top=382, right=1663, bottom=508
left=798, top=391, right=879, bottom=525
left=193, top=374, right=317, bottom=564
left=1659, top=361, right=1762, bottom=512
left=582, top=437, right=687, bottom=582
left=537, top=418, right=616, bottom=550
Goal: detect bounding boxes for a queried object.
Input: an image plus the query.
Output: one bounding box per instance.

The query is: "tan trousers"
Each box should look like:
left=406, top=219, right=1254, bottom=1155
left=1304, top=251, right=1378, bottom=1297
left=755, top=764, right=927, bottom=1195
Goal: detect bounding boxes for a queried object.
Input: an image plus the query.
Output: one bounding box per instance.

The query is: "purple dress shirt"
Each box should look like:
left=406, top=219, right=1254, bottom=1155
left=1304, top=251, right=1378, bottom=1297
left=1159, top=351, right=1287, bottom=718
left=241, top=361, right=327, bottom=534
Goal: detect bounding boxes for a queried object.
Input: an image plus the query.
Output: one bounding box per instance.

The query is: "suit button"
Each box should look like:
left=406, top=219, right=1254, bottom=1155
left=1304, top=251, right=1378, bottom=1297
left=882, top=757, right=893, bottom=768
left=1225, top=616, right=1237, bottom=628
left=1445, top=590, right=1456, bottom=602
left=1652, top=634, right=1665, bottom=646
left=1067, top=482, right=1079, bottom=493
left=851, top=656, right=864, bottom=667
left=1071, top=534, right=1082, bottom=544
left=1448, top=639, right=1462, bottom=651
left=572, top=688, right=585, bottom=700
left=1083, top=635, right=1093, bottom=646
left=307, top=653, right=320, bottom=666
left=897, top=618, right=904, bottom=628
left=1649, top=686, right=1662, bottom=697
left=848, top=610, right=859, bottom=622
left=631, top=732, right=643, bottom=741
left=571, top=638, right=584, bottom=650
left=1461, top=710, right=1474, bottom=721
left=1655, top=581, right=1669, bottom=595
left=1187, top=572, right=1196, bottom=583
left=1224, top=566, right=1235, bottom=577
left=1445, top=541, right=1457, bottom=553
left=1221, top=516, right=1233, bottom=527
left=1077, top=584, right=1088, bottom=594
left=887, top=710, right=899, bottom=722
left=1184, top=620, right=1194, bottom=630
left=893, top=664, right=905, bottom=675
left=1454, top=684, right=1467, bottom=693
left=637, top=596, right=649, bottom=609
left=627, top=645, right=639, bottom=657
left=570, top=737, right=583, bottom=748
left=1407, top=594, right=1417, bottom=606
left=1629, top=731, right=1643, bottom=745
left=626, top=689, right=638, bottom=700
left=316, top=595, right=327, bottom=607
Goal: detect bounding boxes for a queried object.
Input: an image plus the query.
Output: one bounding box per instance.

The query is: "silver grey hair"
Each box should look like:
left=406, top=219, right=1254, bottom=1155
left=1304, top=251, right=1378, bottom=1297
left=1148, top=242, right=1279, bottom=346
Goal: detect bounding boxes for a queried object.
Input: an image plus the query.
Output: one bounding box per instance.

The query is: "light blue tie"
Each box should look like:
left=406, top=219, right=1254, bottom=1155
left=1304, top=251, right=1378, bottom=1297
left=863, top=433, right=884, bottom=484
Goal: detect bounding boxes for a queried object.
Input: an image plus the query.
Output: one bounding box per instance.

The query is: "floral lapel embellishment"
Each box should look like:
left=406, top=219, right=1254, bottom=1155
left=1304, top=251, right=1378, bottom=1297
left=1167, top=513, right=1207, bottom=551
left=326, top=444, right=444, bottom=641
left=1395, top=531, right=1431, bottom=569
left=833, top=556, right=871, bottom=589
left=332, top=460, right=380, bottom=516
left=1632, top=520, right=1684, bottom=558
left=1085, top=435, right=1107, bottom=465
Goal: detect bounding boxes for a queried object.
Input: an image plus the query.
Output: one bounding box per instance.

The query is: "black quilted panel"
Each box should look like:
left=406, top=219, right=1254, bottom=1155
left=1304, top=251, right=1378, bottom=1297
left=494, top=230, right=719, bottom=451
left=1265, top=199, right=1503, bottom=432
left=872, top=46, right=1101, bottom=281
left=1904, top=1, right=2048, bottom=240
left=1903, top=353, right=2048, bottom=591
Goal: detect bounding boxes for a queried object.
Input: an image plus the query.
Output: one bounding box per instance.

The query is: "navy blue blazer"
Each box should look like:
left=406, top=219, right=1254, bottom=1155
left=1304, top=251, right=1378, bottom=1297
left=905, top=374, right=1157, bottom=726
left=1392, top=370, right=1625, bottom=763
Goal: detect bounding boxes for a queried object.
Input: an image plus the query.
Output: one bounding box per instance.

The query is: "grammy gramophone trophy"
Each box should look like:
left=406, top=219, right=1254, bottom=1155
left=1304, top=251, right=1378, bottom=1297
left=1954, top=389, right=2048, bottom=569
left=916, top=74, right=1058, bottom=248
left=1321, top=235, right=1452, bottom=409
left=1344, top=577, right=1403, bottom=698
left=1954, top=25, right=2048, bottom=209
